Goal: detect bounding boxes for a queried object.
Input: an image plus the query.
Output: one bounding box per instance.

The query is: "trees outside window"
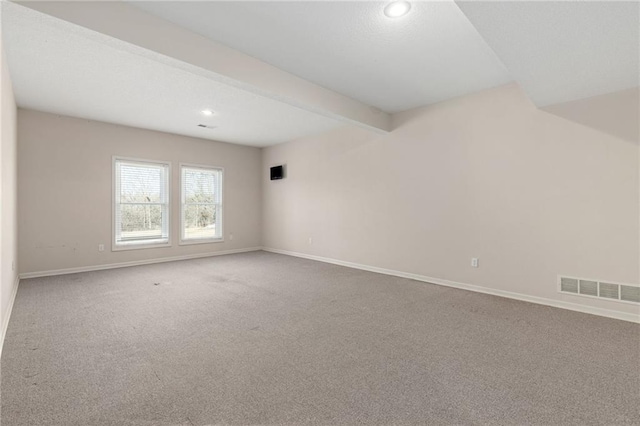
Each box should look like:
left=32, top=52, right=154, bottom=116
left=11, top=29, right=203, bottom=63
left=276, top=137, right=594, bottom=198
left=114, top=158, right=170, bottom=249
left=181, top=165, right=223, bottom=243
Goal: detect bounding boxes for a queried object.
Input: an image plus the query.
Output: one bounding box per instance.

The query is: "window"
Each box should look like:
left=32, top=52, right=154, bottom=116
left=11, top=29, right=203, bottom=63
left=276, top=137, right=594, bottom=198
left=113, top=158, right=170, bottom=249
left=181, top=165, right=223, bottom=243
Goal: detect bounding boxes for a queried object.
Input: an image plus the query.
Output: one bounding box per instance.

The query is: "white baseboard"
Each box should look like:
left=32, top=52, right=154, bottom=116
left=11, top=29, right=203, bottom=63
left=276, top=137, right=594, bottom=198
left=263, top=247, right=640, bottom=324
left=0, top=275, right=20, bottom=358
left=19, top=247, right=263, bottom=279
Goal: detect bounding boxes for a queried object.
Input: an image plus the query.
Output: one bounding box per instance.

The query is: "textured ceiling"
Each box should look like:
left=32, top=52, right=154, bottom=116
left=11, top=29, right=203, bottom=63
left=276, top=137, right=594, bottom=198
left=6, top=0, right=635, bottom=146
left=457, top=1, right=640, bottom=107
left=129, top=0, right=512, bottom=113
left=3, top=3, right=342, bottom=147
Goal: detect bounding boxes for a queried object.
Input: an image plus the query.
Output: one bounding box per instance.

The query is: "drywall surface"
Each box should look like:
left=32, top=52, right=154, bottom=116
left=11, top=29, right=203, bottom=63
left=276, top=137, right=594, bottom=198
left=543, top=87, right=639, bottom=144
left=1, top=34, right=18, bottom=343
left=16, top=1, right=390, bottom=133
left=263, top=83, right=639, bottom=317
left=18, top=110, right=262, bottom=274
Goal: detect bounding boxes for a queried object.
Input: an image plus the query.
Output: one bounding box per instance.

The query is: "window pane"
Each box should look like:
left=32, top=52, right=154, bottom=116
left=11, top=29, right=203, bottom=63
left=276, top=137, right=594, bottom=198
left=114, top=159, right=170, bottom=247
left=181, top=166, right=222, bottom=242
left=184, top=204, right=218, bottom=240
left=118, top=204, right=164, bottom=241
left=184, top=169, right=218, bottom=204
left=119, top=164, right=165, bottom=203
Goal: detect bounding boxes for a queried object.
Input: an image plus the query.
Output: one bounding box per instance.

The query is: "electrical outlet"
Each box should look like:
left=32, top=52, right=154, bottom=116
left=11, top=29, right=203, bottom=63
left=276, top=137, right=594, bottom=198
left=98, top=244, right=105, bottom=252
left=471, top=258, right=479, bottom=268
left=308, top=237, right=313, bottom=245
left=229, top=233, right=234, bottom=241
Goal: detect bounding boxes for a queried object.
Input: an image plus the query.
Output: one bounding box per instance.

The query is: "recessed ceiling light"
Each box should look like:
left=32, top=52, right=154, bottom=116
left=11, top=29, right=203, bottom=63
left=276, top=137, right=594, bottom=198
left=384, top=1, right=411, bottom=18
left=201, top=109, right=214, bottom=116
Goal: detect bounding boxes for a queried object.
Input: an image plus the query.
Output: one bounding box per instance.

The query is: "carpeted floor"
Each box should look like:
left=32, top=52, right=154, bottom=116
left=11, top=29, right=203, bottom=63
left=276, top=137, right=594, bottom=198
left=1, top=251, right=639, bottom=425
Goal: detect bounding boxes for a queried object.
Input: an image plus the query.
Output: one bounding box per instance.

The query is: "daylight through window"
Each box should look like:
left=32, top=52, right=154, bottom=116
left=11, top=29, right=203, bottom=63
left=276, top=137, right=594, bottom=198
left=181, top=165, right=223, bottom=242
left=114, top=158, right=170, bottom=248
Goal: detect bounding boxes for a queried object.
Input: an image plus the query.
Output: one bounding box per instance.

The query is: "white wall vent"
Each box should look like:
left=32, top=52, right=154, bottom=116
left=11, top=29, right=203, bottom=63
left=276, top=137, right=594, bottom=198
left=560, top=277, right=578, bottom=293
left=599, top=283, right=619, bottom=300
left=197, top=124, right=217, bottom=130
left=620, top=285, right=640, bottom=303
left=579, top=280, right=598, bottom=297
left=558, top=276, right=639, bottom=305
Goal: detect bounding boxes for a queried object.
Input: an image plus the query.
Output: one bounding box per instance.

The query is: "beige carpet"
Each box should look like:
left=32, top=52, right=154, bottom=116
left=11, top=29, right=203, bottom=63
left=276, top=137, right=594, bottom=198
left=2, top=251, right=639, bottom=425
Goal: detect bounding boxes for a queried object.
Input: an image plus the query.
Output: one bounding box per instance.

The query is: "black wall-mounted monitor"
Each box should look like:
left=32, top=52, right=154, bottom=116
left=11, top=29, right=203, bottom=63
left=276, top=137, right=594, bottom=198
left=270, top=165, right=284, bottom=180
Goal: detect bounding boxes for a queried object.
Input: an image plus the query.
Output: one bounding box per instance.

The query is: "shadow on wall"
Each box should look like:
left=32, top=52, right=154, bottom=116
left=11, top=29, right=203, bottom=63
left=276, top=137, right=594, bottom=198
left=542, top=87, right=639, bottom=145
left=392, top=84, right=639, bottom=146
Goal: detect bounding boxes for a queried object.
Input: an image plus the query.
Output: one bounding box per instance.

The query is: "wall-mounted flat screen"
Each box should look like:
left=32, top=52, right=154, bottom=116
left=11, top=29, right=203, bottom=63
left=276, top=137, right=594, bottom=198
left=270, top=165, right=284, bottom=180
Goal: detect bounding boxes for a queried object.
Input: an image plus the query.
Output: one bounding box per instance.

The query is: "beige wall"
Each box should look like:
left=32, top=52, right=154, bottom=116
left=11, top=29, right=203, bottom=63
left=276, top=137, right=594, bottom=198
left=262, top=83, right=639, bottom=316
left=18, top=110, right=262, bottom=274
left=1, top=35, right=18, bottom=340
left=543, top=87, right=639, bottom=144
left=14, top=83, right=640, bottom=319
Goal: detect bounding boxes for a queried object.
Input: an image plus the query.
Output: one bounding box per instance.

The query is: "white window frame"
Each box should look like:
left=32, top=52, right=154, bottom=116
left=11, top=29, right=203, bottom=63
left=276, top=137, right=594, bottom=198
left=112, top=156, right=172, bottom=251
left=179, top=163, right=224, bottom=245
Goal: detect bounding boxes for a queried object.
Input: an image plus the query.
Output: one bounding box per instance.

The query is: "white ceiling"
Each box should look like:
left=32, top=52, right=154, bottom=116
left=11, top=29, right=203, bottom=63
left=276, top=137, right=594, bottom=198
left=129, top=0, right=513, bottom=113
left=2, top=3, right=342, bottom=147
left=457, top=1, right=640, bottom=107
left=5, top=1, right=636, bottom=147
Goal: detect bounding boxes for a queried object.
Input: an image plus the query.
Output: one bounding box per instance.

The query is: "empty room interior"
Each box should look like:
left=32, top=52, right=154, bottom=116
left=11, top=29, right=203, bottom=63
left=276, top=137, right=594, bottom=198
left=0, top=0, right=639, bottom=424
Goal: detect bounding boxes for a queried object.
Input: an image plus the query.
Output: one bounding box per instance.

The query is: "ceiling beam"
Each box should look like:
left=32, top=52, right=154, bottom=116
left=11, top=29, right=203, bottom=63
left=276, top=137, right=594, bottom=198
left=16, top=1, right=391, bottom=134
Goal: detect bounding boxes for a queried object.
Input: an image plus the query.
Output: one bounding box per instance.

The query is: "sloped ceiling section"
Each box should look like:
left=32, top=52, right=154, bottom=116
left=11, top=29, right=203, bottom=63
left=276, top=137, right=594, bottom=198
left=5, top=1, right=392, bottom=147
left=129, top=0, right=512, bottom=113
left=6, top=0, right=638, bottom=145
left=3, top=3, right=346, bottom=146
left=457, top=1, right=640, bottom=108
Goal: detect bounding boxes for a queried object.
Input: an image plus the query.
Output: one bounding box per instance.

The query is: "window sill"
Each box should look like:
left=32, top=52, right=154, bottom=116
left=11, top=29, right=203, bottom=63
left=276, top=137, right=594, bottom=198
left=112, top=241, right=171, bottom=251
left=179, top=238, right=224, bottom=246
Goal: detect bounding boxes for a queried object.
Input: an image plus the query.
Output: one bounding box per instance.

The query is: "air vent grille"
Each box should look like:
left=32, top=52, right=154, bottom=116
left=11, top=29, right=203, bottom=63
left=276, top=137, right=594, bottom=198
left=559, top=276, right=639, bottom=304
left=197, top=124, right=217, bottom=130
left=560, top=277, right=578, bottom=293
left=621, top=285, right=640, bottom=303
left=599, top=283, right=619, bottom=299
left=579, top=280, right=598, bottom=296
